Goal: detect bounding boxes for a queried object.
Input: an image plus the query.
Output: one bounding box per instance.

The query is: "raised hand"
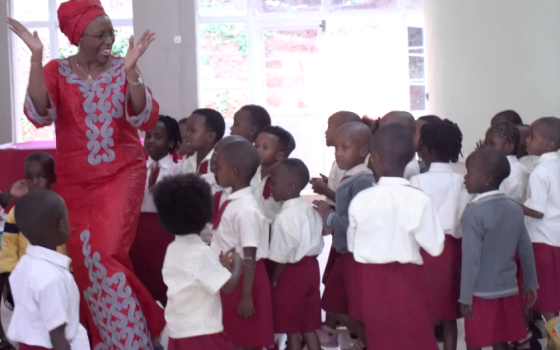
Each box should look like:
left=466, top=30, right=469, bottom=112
left=9, top=180, right=28, bottom=198
left=124, top=30, right=156, bottom=73
left=7, top=18, right=44, bottom=60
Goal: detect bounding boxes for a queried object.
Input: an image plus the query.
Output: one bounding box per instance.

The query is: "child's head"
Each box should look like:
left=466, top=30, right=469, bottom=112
left=15, top=189, right=70, bottom=249
left=370, top=124, right=415, bottom=180
left=325, top=111, right=361, bottom=147
left=464, top=148, right=510, bottom=194
left=334, top=122, right=372, bottom=171
left=215, top=140, right=260, bottom=189
left=186, top=108, right=226, bottom=152
left=255, top=126, right=294, bottom=167
left=491, top=110, right=523, bottom=127
left=230, top=105, right=272, bottom=143
left=210, top=135, right=247, bottom=176
left=414, top=115, right=442, bottom=152
left=145, top=115, right=181, bottom=161
left=379, top=110, right=416, bottom=137
left=526, top=117, right=560, bottom=156
left=177, top=118, right=195, bottom=158
left=517, top=124, right=531, bottom=158
left=418, top=119, right=463, bottom=166
left=153, top=174, right=213, bottom=235
left=484, top=122, right=520, bottom=157
left=25, top=152, right=56, bottom=191
left=269, top=159, right=310, bottom=202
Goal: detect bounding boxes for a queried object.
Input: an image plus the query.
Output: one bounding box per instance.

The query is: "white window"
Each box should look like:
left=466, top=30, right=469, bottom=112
left=196, top=0, right=426, bottom=179
left=9, top=0, right=134, bottom=142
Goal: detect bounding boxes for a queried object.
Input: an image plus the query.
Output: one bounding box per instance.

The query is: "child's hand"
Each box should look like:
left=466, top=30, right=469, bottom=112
left=238, top=294, right=255, bottom=319
left=460, top=303, right=474, bottom=320
left=475, top=140, right=486, bottom=151
left=310, top=176, right=329, bottom=195
left=313, top=200, right=331, bottom=219
left=322, top=227, right=334, bottom=236
left=525, top=290, right=537, bottom=309
left=219, top=248, right=236, bottom=271
left=10, top=180, right=27, bottom=198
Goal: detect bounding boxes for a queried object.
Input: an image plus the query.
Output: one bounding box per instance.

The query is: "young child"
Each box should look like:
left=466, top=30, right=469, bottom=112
left=461, top=148, right=538, bottom=350
left=252, top=126, right=295, bottom=221
left=476, top=110, right=523, bottom=151
left=7, top=189, right=89, bottom=350
left=182, top=108, right=226, bottom=175
left=153, top=174, right=243, bottom=350
left=268, top=159, right=324, bottom=350
left=211, top=140, right=274, bottom=350
left=178, top=117, right=195, bottom=159
left=346, top=123, right=444, bottom=350
left=141, top=115, right=182, bottom=213
left=518, top=124, right=539, bottom=172
left=484, top=122, right=530, bottom=204
left=230, top=105, right=272, bottom=143
left=520, top=117, right=560, bottom=321
left=414, top=115, right=442, bottom=173
left=410, top=119, right=473, bottom=350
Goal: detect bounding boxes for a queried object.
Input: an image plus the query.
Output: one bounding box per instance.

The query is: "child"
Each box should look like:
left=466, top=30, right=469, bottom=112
left=211, top=140, right=274, bottom=350
left=7, top=189, right=89, bottom=350
left=484, top=122, right=530, bottom=204
left=178, top=117, right=195, bottom=159
left=182, top=108, right=226, bottom=175
left=153, top=174, right=243, bottom=350
left=410, top=119, right=473, bottom=350
left=252, top=126, right=295, bottom=221
left=491, top=109, right=523, bottom=127
left=141, top=115, right=182, bottom=213
left=230, top=105, right=272, bottom=143
left=268, top=159, right=324, bottom=350
left=518, top=124, right=538, bottom=172
left=414, top=115, right=442, bottom=173
left=347, top=123, right=444, bottom=350
left=520, top=117, right=560, bottom=321
left=461, top=148, right=538, bottom=350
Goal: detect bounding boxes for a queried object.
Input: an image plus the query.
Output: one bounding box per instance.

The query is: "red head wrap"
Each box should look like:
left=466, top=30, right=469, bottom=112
left=58, top=0, right=107, bottom=46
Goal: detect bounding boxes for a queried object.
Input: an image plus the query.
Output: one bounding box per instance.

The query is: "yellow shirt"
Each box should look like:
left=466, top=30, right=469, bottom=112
left=0, top=207, right=67, bottom=273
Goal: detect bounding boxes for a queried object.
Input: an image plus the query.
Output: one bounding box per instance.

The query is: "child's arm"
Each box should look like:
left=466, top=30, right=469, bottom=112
left=268, top=220, right=296, bottom=286
left=0, top=209, right=22, bottom=275
left=517, top=224, right=539, bottom=308
left=268, top=262, right=286, bottom=287
left=49, top=325, right=71, bottom=350
left=521, top=171, right=549, bottom=219
left=459, top=208, right=484, bottom=319
left=414, top=200, right=445, bottom=257
left=519, top=204, right=544, bottom=219
left=310, top=174, right=336, bottom=201
left=238, top=247, right=257, bottom=319
left=219, top=249, right=242, bottom=293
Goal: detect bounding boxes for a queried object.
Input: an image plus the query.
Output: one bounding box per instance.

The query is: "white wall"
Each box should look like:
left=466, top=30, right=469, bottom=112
left=424, top=0, right=560, bottom=156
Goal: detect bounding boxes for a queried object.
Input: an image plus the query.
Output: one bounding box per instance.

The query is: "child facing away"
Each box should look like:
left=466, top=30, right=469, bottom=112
left=519, top=117, right=560, bottom=322
left=230, top=105, right=272, bottom=144
left=460, top=148, right=538, bottom=350
left=410, top=119, right=473, bottom=350
left=267, top=159, right=324, bottom=350
left=211, top=140, right=275, bottom=350
left=182, top=108, right=226, bottom=175
left=8, top=189, right=89, bottom=350
left=413, top=115, right=442, bottom=174
left=347, top=123, right=445, bottom=350
left=153, top=174, right=242, bottom=350
left=141, top=115, right=182, bottom=213
left=484, top=122, right=530, bottom=204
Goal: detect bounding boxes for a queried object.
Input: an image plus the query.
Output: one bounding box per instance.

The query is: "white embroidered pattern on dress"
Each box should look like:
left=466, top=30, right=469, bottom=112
left=24, top=93, right=58, bottom=125
left=81, top=230, right=153, bottom=350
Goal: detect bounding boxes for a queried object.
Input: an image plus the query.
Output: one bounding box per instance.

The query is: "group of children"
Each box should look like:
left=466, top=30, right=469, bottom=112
left=1, top=104, right=560, bottom=350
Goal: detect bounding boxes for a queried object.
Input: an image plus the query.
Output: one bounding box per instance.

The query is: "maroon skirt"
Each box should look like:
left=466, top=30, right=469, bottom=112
left=321, top=253, right=357, bottom=317
left=221, top=259, right=275, bottom=348
left=19, top=345, right=49, bottom=350
left=464, top=296, right=526, bottom=349
left=357, top=262, right=437, bottom=350
left=322, top=247, right=342, bottom=285
left=421, top=235, right=462, bottom=320
left=532, top=243, right=560, bottom=313
left=272, top=256, right=322, bottom=334
left=168, top=332, right=235, bottom=350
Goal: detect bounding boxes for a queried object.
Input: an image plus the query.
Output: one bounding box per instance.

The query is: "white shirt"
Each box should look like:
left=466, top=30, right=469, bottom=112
left=180, top=149, right=214, bottom=175
left=471, top=190, right=503, bottom=203
left=347, top=177, right=445, bottom=264
left=410, top=163, right=473, bottom=239
left=269, top=198, right=325, bottom=264
left=452, top=162, right=467, bottom=176
left=211, top=187, right=269, bottom=260
left=327, top=161, right=345, bottom=206
left=520, top=155, right=539, bottom=172
left=200, top=173, right=224, bottom=196
left=250, top=166, right=282, bottom=222
left=8, top=245, right=89, bottom=349
left=500, top=155, right=531, bottom=204
left=525, top=152, right=560, bottom=246
left=404, top=158, right=420, bottom=180
left=200, top=184, right=232, bottom=245
left=163, top=235, right=231, bottom=338
left=141, top=155, right=181, bottom=213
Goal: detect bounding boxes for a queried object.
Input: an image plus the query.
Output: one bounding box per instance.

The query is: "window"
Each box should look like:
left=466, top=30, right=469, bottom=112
left=196, top=0, right=426, bottom=179
left=9, top=0, right=134, bottom=142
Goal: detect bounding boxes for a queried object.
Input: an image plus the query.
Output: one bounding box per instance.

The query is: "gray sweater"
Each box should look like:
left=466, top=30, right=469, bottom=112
left=459, top=193, right=538, bottom=305
left=325, top=170, right=374, bottom=254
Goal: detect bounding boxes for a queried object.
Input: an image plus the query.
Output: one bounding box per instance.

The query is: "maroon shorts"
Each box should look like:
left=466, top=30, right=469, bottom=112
left=19, top=345, right=50, bottom=350
left=322, top=247, right=342, bottom=285
left=168, top=332, right=234, bottom=350
left=321, top=253, right=357, bottom=317
left=532, top=243, right=560, bottom=313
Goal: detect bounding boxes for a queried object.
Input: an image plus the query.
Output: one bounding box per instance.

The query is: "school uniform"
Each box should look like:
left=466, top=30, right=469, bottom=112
left=524, top=152, right=560, bottom=313
left=268, top=198, right=324, bottom=334
left=461, top=191, right=538, bottom=349
left=326, top=161, right=345, bottom=206
left=500, top=155, right=530, bottom=204
left=201, top=173, right=223, bottom=196
left=347, top=177, right=445, bottom=350
left=410, top=162, right=473, bottom=320
left=210, top=187, right=274, bottom=348
left=404, top=157, right=420, bottom=180
left=200, top=174, right=229, bottom=244
left=251, top=166, right=282, bottom=222
left=141, top=155, right=181, bottom=213
left=520, top=155, right=539, bottom=172
left=180, top=149, right=214, bottom=175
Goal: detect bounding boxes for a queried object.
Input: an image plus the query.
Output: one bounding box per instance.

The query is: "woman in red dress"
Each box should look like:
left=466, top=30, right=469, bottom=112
left=8, top=1, right=165, bottom=348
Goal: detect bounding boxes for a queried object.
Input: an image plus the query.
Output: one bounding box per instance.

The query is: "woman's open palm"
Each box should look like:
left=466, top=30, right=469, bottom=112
left=7, top=18, right=43, bottom=56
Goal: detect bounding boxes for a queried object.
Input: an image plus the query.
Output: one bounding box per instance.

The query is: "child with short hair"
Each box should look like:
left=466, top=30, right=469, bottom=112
left=230, top=105, right=272, bottom=143
left=268, top=159, right=324, bottom=350
left=518, top=124, right=538, bottom=171
left=410, top=119, right=473, bottom=350
left=520, top=116, right=560, bottom=321
left=484, top=122, right=530, bottom=204
left=153, top=174, right=242, bottom=350
left=182, top=108, right=226, bottom=175
left=211, top=140, right=275, bottom=350
left=461, top=148, right=538, bottom=350
left=177, top=117, right=195, bottom=159
left=8, top=189, right=89, bottom=350
left=252, top=126, right=295, bottom=221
